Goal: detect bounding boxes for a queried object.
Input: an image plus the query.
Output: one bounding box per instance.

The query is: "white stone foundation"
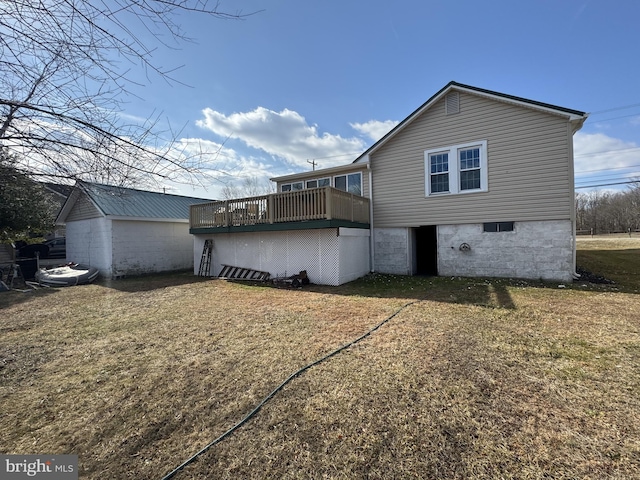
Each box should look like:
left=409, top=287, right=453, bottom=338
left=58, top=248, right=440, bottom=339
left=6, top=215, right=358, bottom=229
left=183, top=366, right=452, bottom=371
left=373, top=228, right=410, bottom=275
left=438, top=220, right=574, bottom=282
left=373, top=220, right=575, bottom=282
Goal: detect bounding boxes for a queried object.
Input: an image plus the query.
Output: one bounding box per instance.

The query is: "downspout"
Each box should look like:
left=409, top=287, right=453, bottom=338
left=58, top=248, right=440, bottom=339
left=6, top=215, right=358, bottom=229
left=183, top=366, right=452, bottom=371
left=570, top=114, right=588, bottom=280
left=367, top=161, right=375, bottom=273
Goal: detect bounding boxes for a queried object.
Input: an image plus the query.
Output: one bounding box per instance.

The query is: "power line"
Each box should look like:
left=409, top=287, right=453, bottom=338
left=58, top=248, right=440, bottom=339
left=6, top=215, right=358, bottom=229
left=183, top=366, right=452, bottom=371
left=575, top=168, right=640, bottom=182
left=575, top=162, right=640, bottom=174
left=575, top=169, right=640, bottom=182
left=590, top=103, right=640, bottom=115
left=575, top=180, right=640, bottom=189
left=589, top=112, right=640, bottom=123
left=576, top=177, right=638, bottom=187
left=574, top=146, right=640, bottom=158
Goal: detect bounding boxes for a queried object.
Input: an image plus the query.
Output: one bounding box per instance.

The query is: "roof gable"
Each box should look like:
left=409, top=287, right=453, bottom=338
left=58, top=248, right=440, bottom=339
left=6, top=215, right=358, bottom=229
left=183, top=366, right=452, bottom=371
left=354, top=81, right=588, bottom=163
left=57, top=182, right=214, bottom=223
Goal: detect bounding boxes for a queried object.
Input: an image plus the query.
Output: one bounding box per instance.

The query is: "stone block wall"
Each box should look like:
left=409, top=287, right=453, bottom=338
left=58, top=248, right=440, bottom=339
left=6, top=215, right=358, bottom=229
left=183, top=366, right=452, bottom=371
left=438, top=220, right=574, bottom=281
left=66, top=217, right=113, bottom=276
left=373, top=228, right=410, bottom=275
left=373, top=221, right=574, bottom=282
left=111, top=220, right=193, bottom=277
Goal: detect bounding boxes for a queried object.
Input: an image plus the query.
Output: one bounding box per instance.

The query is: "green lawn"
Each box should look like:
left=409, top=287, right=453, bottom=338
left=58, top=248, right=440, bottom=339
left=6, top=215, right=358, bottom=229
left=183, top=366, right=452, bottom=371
left=577, top=235, right=640, bottom=291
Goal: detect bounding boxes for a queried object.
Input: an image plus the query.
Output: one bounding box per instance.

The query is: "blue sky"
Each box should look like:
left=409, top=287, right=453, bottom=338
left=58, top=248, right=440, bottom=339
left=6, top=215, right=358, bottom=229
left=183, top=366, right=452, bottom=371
left=120, top=0, right=640, bottom=199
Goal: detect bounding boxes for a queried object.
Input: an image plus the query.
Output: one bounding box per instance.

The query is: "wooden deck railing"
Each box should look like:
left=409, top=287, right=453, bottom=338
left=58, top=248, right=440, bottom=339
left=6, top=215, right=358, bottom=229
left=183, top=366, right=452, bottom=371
left=190, top=187, right=370, bottom=229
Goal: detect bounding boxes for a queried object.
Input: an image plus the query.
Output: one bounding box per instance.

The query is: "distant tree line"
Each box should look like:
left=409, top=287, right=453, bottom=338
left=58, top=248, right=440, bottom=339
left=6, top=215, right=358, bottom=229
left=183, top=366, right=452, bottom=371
left=576, top=182, right=640, bottom=234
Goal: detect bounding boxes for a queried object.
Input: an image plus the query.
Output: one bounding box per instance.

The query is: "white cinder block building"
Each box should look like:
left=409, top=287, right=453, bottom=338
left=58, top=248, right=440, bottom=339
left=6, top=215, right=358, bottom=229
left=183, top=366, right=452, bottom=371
left=57, top=182, right=212, bottom=279
left=190, top=82, right=588, bottom=284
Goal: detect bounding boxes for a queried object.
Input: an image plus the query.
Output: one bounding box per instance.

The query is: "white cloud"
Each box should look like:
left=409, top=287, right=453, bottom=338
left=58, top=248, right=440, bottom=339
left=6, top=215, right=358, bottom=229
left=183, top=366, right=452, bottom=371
left=573, top=132, right=640, bottom=190
left=161, top=137, right=281, bottom=198
left=350, top=120, right=399, bottom=142
left=574, top=132, right=639, bottom=172
left=196, top=107, right=366, bottom=169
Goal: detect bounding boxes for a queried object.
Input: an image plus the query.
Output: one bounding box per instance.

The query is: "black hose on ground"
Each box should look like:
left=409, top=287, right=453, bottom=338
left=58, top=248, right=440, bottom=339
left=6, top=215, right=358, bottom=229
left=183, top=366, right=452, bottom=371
left=160, top=300, right=419, bottom=480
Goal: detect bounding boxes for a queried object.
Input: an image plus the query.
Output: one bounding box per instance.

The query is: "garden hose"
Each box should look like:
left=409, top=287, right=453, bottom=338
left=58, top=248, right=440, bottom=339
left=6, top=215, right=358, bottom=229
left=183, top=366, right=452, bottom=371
left=160, top=300, right=419, bottom=479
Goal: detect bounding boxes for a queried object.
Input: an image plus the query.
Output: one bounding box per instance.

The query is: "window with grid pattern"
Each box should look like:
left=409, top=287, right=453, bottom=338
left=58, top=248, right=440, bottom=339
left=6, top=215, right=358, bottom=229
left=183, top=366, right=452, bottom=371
left=425, top=141, right=487, bottom=196
left=429, top=152, right=449, bottom=193
left=459, top=147, right=481, bottom=191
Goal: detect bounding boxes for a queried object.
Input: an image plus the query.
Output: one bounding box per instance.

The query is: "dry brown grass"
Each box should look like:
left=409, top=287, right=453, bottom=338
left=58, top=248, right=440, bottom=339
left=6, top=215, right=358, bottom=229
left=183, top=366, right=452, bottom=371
left=1, top=239, right=639, bottom=479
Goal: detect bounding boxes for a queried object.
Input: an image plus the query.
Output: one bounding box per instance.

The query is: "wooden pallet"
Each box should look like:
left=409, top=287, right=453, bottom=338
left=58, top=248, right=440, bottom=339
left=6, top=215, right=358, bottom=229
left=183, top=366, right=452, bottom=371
left=218, top=264, right=270, bottom=281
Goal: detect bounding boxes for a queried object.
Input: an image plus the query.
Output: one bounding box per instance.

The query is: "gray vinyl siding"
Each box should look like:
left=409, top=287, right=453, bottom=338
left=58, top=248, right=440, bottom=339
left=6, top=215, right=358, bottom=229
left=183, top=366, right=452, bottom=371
left=66, top=192, right=102, bottom=221
left=371, top=92, right=574, bottom=227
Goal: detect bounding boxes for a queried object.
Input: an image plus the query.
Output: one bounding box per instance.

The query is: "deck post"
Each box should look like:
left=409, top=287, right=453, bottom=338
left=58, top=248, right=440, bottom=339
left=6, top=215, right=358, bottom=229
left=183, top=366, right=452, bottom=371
left=350, top=193, right=355, bottom=222
left=325, top=186, right=333, bottom=220
left=267, top=194, right=274, bottom=224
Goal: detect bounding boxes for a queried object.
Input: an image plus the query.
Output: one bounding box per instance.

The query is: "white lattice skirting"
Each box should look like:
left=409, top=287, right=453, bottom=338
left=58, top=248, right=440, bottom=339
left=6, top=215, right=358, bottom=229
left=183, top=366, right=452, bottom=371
left=193, top=228, right=370, bottom=286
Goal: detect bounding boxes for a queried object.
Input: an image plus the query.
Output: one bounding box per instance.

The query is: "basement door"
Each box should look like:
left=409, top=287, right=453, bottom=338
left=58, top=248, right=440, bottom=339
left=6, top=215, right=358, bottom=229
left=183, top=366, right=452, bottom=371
left=414, top=225, right=438, bottom=276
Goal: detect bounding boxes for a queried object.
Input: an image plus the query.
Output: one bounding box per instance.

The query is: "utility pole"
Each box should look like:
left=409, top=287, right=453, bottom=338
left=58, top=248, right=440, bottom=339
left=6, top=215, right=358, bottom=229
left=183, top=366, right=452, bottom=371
left=307, top=159, right=317, bottom=171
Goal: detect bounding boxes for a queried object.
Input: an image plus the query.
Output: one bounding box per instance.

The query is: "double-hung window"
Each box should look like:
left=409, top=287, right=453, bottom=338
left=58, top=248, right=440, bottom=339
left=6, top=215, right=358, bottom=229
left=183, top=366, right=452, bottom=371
left=429, top=152, right=450, bottom=193
left=425, top=140, right=487, bottom=196
left=459, top=147, right=481, bottom=191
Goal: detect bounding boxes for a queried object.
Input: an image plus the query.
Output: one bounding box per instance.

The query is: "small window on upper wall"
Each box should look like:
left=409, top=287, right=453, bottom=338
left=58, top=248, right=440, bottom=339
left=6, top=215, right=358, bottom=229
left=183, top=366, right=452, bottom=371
left=483, top=222, right=514, bottom=233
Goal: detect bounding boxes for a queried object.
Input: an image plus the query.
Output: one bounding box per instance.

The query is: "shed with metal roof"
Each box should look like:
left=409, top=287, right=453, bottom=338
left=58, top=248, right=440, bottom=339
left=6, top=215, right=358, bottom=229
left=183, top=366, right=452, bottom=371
left=57, top=182, right=213, bottom=279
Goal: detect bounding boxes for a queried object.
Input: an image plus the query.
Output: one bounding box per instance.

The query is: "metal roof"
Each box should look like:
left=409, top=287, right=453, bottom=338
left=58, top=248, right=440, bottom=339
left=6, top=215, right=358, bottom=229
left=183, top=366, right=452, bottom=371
left=79, top=182, right=213, bottom=220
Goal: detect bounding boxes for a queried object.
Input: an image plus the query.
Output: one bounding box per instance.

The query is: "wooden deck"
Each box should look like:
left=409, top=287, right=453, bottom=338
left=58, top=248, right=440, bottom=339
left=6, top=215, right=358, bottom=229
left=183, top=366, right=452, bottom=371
left=190, top=187, right=370, bottom=230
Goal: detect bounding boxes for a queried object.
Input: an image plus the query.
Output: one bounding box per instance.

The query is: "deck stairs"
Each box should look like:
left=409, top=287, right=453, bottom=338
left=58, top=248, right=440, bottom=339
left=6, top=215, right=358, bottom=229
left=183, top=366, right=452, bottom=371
left=218, top=264, right=270, bottom=281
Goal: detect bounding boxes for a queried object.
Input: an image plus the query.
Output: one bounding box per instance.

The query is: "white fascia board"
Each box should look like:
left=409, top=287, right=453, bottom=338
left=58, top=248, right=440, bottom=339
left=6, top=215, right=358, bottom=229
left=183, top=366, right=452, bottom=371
left=570, top=114, right=589, bottom=134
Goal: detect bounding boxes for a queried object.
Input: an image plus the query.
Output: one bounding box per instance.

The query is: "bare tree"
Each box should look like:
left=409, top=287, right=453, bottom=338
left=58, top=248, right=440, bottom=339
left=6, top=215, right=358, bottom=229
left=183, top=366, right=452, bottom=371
left=0, top=0, right=255, bottom=188
left=576, top=181, right=640, bottom=234
left=221, top=177, right=276, bottom=200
